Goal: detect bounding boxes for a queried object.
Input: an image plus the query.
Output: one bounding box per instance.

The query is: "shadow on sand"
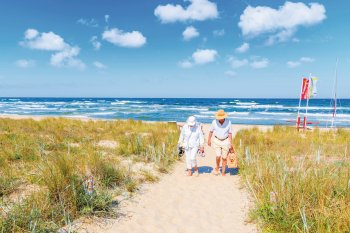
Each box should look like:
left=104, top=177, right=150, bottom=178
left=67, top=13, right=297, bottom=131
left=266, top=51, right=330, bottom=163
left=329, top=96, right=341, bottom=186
left=225, top=167, right=239, bottom=176
left=196, top=166, right=239, bottom=175
left=197, top=166, right=213, bottom=174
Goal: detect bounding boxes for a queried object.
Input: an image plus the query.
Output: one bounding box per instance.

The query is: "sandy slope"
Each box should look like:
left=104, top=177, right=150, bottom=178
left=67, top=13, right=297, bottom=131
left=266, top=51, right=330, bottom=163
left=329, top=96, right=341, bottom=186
left=74, top=124, right=267, bottom=233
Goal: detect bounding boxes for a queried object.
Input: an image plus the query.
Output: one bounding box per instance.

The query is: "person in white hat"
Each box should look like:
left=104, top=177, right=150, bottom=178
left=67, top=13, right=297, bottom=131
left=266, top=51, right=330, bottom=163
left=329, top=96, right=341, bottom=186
left=208, top=109, right=234, bottom=176
left=178, top=116, right=204, bottom=176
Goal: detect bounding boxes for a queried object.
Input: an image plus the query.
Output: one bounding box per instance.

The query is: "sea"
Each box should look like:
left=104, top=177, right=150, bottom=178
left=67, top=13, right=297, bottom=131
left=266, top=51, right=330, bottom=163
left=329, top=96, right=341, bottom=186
left=0, top=98, right=350, bottom=127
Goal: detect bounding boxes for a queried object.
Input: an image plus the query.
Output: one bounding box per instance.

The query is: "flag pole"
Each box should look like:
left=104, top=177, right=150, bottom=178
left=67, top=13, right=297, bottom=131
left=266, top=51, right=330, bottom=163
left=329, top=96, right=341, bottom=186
left=297, top=78, right=304, bottom=130
left=304, top=73, right=312, bottom=130
left=297, top=77, right=303, bottom=130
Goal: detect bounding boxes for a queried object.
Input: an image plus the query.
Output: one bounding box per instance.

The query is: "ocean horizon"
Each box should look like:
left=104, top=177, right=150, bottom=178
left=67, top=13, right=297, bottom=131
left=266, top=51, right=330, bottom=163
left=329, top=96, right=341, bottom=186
left=1, top=97, right=349, bottom=127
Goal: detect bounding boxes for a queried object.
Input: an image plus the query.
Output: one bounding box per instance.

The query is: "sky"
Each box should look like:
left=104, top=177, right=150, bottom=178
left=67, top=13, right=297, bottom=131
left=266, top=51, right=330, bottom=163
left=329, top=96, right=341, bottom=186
left=0, top=0, right=349, bottom=98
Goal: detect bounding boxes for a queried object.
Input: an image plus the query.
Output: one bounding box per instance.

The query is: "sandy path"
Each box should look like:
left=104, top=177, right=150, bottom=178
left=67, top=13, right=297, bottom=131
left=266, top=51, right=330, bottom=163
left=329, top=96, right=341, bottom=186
left=76, top=124, right=261, bottom=233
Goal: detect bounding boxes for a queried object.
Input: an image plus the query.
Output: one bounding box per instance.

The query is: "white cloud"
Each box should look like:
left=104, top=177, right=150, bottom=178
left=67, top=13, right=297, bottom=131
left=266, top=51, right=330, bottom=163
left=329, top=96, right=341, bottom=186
left=21, top=28, right=85, bottom=70
left=102, top=28, right=146, bottom=48
left=192, top=49, right=218, bottom=64
left=238, top=2, right=326, bottom=44
left=178, top=60, right=193, bottom=68
left=265, top=28, right=296, bottom=45
left=287, top=57, right=315, bottom=68
left=90, top=36, right=101, bottom=50
left=93, top=61, right=107, bottom=69
left=250, top=57, right=269, bottom=69
left=25, top=29, right=39, bottom=40
left=300, top=57, right=315, bottom=62
left=77, top=18, right=98, bottom=27
left=236, top=42, right=250, bottom=53
left=21, top=29, right=67, bottom=51
left=179, top=49, right=218, bottom=68
left=287, top=61, right=301, bottom=68
left=228, top=56, right=269, bottom=69
left=105, top=15, right=110, bottom=23
left=183, top=26, right=199, bottom=41
left=15, top=59, right=36, bottom=68
left=225, top=70, right=236, bottom=77
left=228, top=57, right=248, bottom=68
left=154, top=0, right=218, bottom=23
left=213, top=29, right=225, bottom=37
left=50, top=46, right=85, bottom=70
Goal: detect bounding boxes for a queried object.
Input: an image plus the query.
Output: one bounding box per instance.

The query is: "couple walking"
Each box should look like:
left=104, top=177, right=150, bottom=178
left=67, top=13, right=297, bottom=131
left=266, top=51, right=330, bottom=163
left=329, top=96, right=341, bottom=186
left=178, top=109, right=235, bottom=176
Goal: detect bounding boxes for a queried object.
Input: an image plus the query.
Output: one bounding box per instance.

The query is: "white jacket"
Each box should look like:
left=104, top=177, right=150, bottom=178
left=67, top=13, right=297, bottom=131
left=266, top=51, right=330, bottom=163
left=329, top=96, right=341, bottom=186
left=178, top=123, right=204, bottom=149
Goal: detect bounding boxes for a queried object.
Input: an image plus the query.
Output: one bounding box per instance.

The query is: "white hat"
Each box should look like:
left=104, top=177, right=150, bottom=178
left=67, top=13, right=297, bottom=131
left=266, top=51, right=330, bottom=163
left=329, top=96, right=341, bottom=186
left=186, top=116, right=196, bottom=126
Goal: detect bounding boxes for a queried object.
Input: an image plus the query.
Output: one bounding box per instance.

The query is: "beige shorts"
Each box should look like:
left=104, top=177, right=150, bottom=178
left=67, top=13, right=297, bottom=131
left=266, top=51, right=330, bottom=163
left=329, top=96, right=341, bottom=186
left=213, top=137, right=231, bottom=159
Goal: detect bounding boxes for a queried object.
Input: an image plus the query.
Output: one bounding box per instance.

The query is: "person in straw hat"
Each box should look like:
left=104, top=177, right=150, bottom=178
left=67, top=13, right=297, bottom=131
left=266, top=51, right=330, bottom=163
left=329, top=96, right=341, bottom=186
left=208, top=109, right=234, bottom=176
left=178, top=116, right=204, bottom=176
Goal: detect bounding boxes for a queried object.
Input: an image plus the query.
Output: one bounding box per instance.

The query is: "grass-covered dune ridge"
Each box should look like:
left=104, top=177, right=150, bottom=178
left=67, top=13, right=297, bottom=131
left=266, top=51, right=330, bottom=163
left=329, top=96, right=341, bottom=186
left=0, top=118, right=178, bottom=232
left=235, top=126, right=350, bottom=233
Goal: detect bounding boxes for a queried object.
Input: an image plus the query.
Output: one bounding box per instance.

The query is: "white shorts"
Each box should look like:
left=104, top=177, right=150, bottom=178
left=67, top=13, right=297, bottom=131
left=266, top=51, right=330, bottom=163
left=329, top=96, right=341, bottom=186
left=213, top=137, right=230, bottom=159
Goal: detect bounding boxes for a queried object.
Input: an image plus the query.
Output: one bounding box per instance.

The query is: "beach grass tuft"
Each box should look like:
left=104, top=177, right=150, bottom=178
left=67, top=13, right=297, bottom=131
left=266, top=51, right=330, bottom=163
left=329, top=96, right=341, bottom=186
left=0, top=118, right=178, bottom=232
left=234, top=126, right=350, bottom=232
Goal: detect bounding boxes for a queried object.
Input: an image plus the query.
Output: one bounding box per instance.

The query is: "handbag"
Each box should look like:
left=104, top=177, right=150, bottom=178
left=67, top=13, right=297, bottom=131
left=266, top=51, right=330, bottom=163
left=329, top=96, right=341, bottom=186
left=178, top=146, right=185, bottom=157
left=227, top=152, right=238, bottom=168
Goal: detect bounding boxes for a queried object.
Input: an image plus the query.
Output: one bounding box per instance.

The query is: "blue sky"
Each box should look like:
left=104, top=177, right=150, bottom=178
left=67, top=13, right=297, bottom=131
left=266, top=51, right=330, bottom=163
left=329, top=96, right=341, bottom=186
left=0, top=0, right=349, bottom=98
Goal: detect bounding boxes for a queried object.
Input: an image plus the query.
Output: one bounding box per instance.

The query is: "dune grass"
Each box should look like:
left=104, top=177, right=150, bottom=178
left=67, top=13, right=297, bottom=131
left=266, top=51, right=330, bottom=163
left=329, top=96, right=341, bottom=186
left=234, top=126, right=350, bottom=233
left=0, top=118, right=178, bottom=232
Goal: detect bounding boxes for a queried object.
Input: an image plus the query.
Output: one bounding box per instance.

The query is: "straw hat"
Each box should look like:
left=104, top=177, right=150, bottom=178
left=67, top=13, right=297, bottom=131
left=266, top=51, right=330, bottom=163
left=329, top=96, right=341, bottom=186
left=214, top=109, right=228, bottom=120
left=186, top=116, right=197, bottom=126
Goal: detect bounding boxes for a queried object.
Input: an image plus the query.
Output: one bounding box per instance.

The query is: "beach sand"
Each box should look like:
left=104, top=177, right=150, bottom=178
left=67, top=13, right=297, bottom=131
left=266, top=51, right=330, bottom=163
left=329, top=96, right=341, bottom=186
left=71, top=123, right=270, bottom=233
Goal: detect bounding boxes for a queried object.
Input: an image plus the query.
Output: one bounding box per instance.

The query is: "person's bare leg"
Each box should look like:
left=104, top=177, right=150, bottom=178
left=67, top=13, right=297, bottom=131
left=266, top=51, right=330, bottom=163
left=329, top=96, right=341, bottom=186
left=215, top=156, right=221, bottom=173
left=187, top=169, right=192, bottom=176
left=193, top=166, right=199, bottom=176
left=222, top=158, right=227, bottom=176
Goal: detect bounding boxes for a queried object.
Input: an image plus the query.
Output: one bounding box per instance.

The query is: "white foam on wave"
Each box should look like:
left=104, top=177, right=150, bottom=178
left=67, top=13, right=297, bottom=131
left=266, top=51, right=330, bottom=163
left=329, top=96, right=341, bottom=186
left=236, top=102, right=257, bottom=106
left=221, top=104, right=350, bottom=111
left=57, top=108, right=79, bottom=112
left=18, top=106, right=55, bottom=110
left=218, top=105, right=231, bottom=108
left=254, top=104, right=285, bottom=109
left=228, top=112, right=250, bottom=116
left=296, top=106, right=350, bottom=110
left=193, top=115, right=212, bottom=119
left=172, top=107, right=209, bottom=111
left=65, top=115, right=91, bottom=119
left=256, top=112, right=293, bottom=116
left=70, top=102, right=97, bottom=106
left=90, top=112, right=115, bottom=116
left=125, top=104, right=156, bottom=109
left=229, top=116, right=271, bottom=120
left=111, top=100, right=146, bottom=105
left=49, top=102, right=67, bottom=105
left=198, top=111, right=216, bottom=115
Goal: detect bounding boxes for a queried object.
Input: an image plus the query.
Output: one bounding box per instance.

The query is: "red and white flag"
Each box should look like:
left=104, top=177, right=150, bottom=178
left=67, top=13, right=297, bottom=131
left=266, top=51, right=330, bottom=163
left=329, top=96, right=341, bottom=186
left=301, top=78, right=309, bottom=100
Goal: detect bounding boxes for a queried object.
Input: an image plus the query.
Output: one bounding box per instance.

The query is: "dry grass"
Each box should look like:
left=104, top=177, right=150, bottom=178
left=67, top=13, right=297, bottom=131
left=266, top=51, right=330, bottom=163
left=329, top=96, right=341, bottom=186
left=0, top=118, right=178, bottom=232
left=234, top=126, right=350, bottom=233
